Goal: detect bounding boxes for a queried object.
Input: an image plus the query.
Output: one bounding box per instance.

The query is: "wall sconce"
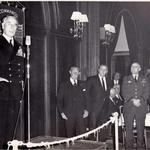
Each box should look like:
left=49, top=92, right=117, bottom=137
left=70, top=11, right=88, bottom=39
left=102, top=24, right=116, bottom=45
left=100, top=24, right=116, bottom=65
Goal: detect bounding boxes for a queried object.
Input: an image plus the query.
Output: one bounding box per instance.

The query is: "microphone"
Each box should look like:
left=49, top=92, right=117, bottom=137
left=25, top=35, right=31, bottom=57
left=25, top=35, right=31, bottom=46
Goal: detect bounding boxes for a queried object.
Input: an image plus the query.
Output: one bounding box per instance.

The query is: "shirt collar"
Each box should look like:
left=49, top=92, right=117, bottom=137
left=2, top=33, right=13, bottom=43
left=70, top=77, right=77, bottom=85
left=132, top=74, right=139, bottom=79
left=114, top=80, right=118, bottom=84
left=116, top=94, right=119, bottom=98
left=98, top=74, right=105, bottom=79
left=109, top=96, right=115, bottom=105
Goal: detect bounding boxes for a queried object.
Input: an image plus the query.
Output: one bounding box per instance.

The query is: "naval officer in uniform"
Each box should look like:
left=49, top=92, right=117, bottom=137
left=0, top=15, right=25, bottom=148
left=122, top=62, right=149, bottom=149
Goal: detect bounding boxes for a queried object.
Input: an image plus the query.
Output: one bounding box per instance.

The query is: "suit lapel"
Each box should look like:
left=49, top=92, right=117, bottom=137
left=14, top=40, right=20, bottom=53
left=96, top=75, right=103, bottom=88
left=11, top=40, right=22, bottom=60
left=129, top=75, right=134, bottom=81
left=0, top=35, right=18, bottom=57
left=129, top=75, right=141, bottom=82
left=96, top=75, right=107, bottom=91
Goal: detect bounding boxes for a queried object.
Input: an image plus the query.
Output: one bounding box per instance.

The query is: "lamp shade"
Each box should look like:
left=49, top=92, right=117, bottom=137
left=104, top=24, right=111, bottom=31
left=110, top=25, right=116, bottom=33
left=79, top=14, right=88, bottom=22
left=71, top=11, right=82, bottom=20
left=104, top=24, right=116, bottom=33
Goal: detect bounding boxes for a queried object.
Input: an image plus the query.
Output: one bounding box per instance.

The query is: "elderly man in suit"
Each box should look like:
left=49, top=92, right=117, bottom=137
left=86, top=65, right=111, bottom=129
left=57, top=66, right=88, bottom=137
left=101, top=88, right=123, bottom=122
left=0, top=15, right=24, bottom=148
left=122, top=62, right=149, bottom=149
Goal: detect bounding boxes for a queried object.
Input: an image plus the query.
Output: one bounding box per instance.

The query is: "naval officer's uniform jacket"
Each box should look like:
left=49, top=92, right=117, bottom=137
left=122, top=75, right=149, bottom=110
left=0, top=35, right=24, bottom=100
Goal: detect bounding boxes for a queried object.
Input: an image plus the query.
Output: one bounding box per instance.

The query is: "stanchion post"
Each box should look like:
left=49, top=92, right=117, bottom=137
left=115, top=113, right=119, bottom=150
left=8, top=140, right=20, bottom=150
left=12, top=145, right=18, bottom=150
left=25, top=36, right=31, bottom=142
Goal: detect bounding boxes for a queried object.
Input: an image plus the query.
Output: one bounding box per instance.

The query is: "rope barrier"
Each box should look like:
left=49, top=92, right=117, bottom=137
left=7, top=113, right=119, bottom=150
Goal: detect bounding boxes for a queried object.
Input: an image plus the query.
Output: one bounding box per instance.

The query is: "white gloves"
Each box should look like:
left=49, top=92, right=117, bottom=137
left=83, top=110, right=88, bottom=118
left=61, top=109, right=89, bottom=120
left=0, top=77, right=9, bottom=82
left=61, top=112, right=68, bottom=120
left=132, top=99, right=141, bottom=107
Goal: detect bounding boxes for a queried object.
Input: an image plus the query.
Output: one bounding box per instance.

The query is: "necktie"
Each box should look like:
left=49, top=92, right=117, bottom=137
left=101, top=77, right=105, bottom=90
left=74, top=80, right=77, bottom=86
left=134, top=76, right=138, bottom=82
left=10, top=39, right=13, bottom=46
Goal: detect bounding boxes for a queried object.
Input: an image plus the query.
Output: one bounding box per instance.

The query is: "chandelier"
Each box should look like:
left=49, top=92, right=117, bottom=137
left=70, top=11, right=88, bottom=39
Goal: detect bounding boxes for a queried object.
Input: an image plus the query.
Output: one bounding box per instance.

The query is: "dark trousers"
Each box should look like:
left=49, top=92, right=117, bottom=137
left=0, top=99, right=20, bottom=148
left=65, top=113, right=85, bottom=137
left=89, top=108, right=103, bottom=129
left=90, top=112, right=97, bottom=129
left=123, top=104, right=146, bottom=149
left=89, top=111, right=109, bottom=142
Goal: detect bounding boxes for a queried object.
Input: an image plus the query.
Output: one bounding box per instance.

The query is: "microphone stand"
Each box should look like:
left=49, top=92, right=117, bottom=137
left=26, top=42, right=31, bottom=142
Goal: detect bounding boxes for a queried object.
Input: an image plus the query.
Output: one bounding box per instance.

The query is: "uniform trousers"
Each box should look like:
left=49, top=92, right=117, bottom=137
left=0, top=99, right=20, bottom=148
left=123, top=101, right=147, bottom=149
left=0, top=82, right=22, bottom=148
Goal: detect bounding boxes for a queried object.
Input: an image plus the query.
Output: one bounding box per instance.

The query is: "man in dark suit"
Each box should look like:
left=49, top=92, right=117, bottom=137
left=0, top=15, right=25, bottom=148
left=86, top=65, right=111, bottom=129
left=122, top=62, right=149, bottom=149
left=57, top=66, right=88, bottom=137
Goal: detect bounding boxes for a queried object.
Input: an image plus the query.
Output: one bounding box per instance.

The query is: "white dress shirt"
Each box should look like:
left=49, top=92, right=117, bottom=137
left=70, top=78, right=77, bottom=85
left=109, top=96, right=115, bottom=105
left=99, top=75, right=107, bottom=91
left=114, top=80, right=119, bottom=85
left=133, top=74, right=139, bottom=80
